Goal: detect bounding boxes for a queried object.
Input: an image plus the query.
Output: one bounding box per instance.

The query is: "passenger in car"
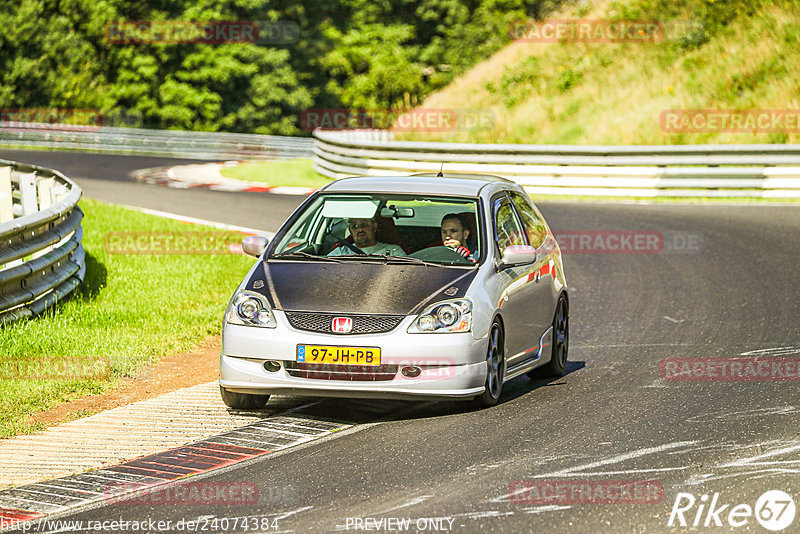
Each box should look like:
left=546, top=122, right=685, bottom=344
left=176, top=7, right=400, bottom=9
left=441, top=213, right=476, bottom=262
left=328, top=217, right=407, bottom=256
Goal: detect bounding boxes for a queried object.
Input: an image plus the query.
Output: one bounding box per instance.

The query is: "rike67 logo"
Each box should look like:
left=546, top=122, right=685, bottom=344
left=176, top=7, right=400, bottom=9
left=668, top=490, right=796, bottom=531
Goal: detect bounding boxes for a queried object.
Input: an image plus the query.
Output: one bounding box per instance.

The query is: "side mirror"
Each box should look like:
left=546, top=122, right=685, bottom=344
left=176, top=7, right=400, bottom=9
left=499, top=244, right=537, bottom=268
left=242, top=235, right=269, bottom=257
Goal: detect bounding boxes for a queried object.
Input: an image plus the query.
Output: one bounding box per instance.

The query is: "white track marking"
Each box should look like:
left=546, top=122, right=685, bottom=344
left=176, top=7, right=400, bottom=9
left=740, top=346, right=800, bottom=356
left=377, top=495, right=434, bottom=514
left=490, top=441, right=698, bottom=502
left=681, top=442, right=800, bottom=485
left=686, top=406, right=800, bottom=422
left=663, top=315, right=684, bottom=323
left=577, top=342, right=694, bottom=348
left=524, top=505, right=572, bottom=514
left=274, top=506, right=314, bottom=520
left=718, top=442, right=800, bottom=468
left=686, top=468, right=800, bottom=485
left=455, top=510, right=515, bottom=519
left=531, top=441, right=699, bottom=478
left=119, top=204, right=274, bottom=236
left=551, top=466, right=693, bottom=477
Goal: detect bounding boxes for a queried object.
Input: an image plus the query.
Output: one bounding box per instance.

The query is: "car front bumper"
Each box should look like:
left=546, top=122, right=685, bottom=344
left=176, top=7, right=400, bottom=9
left=219, top=312, right=488, bottom=400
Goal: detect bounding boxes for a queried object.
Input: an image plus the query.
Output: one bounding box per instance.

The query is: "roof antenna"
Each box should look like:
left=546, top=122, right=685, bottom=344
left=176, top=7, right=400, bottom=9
left=436, top=162, right=444, bottom=177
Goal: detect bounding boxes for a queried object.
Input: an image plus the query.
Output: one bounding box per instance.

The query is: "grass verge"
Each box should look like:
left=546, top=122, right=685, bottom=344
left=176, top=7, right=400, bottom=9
left=0, top=199, right=255, bottom=438
left=398, top=0, right=800, bottom=145
left=220, top=158, right=333, bottom=189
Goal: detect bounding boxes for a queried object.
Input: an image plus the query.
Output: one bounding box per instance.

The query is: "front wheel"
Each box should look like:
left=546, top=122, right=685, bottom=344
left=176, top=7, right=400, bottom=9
left=219, top=385, right=270, bottom=409
left=474, top=320, right=505, bottom=408
left=528, top=295, right=568, bottom=379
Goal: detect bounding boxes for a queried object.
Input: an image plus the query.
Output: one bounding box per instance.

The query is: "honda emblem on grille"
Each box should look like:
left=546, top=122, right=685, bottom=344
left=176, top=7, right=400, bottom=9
left=331, top=317, right=353, bottom=333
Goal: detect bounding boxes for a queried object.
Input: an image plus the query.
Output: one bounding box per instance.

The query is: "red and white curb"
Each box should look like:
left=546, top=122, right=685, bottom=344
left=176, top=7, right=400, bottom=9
left=135, top=163, right=315, bottom=195
left=0, top=414, right=350, bottom=531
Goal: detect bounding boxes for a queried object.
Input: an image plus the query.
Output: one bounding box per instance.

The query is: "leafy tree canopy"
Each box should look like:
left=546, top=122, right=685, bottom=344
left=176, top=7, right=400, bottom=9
left=0, top=0, right=554, bottom=134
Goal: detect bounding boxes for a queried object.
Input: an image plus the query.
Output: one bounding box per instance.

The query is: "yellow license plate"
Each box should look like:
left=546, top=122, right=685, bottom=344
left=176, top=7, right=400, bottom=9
left=297, top=345, right=381, bottom=366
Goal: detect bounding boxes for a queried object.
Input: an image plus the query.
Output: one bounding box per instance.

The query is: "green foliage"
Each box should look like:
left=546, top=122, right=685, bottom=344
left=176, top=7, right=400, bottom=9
left=0, top=0, right=556, bottom=133
left=0, top=199, right=254, bottom=437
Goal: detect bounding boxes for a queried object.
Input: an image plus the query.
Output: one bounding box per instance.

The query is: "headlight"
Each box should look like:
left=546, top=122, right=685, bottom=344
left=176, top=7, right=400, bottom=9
left=224, top=290, right=276, bottom=328
left=408, top=299, right=472, bottom=333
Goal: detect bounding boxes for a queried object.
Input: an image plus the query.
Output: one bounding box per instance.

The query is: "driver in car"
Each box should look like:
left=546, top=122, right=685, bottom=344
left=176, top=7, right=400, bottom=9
left=440, top=213, right=476, bottom=262
left=328, top=218, right=407, bottom=256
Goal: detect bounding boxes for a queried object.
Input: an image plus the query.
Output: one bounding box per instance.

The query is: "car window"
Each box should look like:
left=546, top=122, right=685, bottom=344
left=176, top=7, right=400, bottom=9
left=510, top=192, right=547, bottom=248
left=270, top=193, right=482, bottom=265
left=494, top=199, right=525, bottom=251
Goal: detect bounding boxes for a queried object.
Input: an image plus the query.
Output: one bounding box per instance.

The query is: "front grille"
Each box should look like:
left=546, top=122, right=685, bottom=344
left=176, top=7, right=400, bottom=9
left=285, top=311, right=403, bottom=334
left=285, top=362, right=399, bottom=381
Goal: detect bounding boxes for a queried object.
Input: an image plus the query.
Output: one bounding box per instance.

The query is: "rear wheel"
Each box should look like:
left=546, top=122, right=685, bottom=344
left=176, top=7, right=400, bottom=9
left=475, top=320, right=505, bottom=408
left=528, top=295, right=568, bottom=379
left=219, top=385, right=269, bottom=409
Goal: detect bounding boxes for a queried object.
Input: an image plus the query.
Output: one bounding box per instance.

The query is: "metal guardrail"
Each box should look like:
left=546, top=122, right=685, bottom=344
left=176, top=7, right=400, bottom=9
left=0, top=123, right=314, bottom=160
left=313, top=130, right=800, bottom=198
left=0, top=159, right=84, bottom=324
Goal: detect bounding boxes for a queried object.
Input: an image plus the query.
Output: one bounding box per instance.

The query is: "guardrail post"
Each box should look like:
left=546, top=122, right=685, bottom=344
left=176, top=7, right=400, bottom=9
left=18, top=171, right=39, bottom=216
left=0, top=165, right=12, bottom=224
left=37, top=177, right=53, bottom=210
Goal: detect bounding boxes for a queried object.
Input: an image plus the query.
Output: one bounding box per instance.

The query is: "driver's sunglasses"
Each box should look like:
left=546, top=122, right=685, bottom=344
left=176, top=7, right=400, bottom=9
left=349, top=222, right=372, bottom=229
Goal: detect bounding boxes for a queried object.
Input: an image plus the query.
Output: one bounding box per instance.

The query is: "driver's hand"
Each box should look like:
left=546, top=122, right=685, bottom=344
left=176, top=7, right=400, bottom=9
left=454, top=245, right=472, bottom=258
left=443, top=237, right=461, bottom=248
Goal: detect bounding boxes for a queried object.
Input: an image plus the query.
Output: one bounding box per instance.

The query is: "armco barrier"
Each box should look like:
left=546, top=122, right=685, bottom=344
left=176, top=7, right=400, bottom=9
left=0, top=159, right=84, bottom=324
left=312, top=130, right=800, bottom=198
left=0, top=122, right=314, bottom=160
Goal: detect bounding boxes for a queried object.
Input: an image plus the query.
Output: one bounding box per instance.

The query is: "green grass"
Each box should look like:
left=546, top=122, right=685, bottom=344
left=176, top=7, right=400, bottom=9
left=220, top=158, right=333, bottom=189
left=0, top=199, right=255, bottom=438
left=399, top=0, right=800, bottom=145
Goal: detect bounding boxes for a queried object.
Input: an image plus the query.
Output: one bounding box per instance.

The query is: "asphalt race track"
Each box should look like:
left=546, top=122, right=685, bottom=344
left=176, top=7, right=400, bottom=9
left=4, top=149, right=800, bottom=533
left=0, top=149, right=302, bottom=231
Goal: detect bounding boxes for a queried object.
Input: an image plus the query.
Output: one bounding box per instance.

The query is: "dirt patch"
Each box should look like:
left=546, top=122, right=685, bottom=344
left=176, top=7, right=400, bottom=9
left=29, top=336, right=221, bottom=429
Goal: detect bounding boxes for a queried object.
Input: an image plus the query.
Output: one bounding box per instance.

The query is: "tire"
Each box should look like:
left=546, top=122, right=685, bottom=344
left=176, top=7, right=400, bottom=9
left=528, top=294, right=568, bottom=379
left=219, top=385, right=270, bottom=409
left=474, top=320, right=505, bottom=408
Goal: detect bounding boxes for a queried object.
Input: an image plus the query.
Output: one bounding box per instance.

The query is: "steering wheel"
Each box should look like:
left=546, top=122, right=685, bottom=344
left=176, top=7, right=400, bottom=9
left=410, top=246, right=473, bottom=263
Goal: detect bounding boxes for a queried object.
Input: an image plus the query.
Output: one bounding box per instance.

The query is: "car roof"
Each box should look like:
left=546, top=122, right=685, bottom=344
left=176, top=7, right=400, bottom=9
left=321, top=173, right=518, bottom=196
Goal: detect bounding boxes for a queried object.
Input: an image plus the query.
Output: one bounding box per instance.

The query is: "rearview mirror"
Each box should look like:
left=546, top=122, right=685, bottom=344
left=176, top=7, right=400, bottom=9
left=500, top=244, right=537, bottom=267
left=380, top=205, right=415, bottom=218
left=242, top=235, right=269, bottom=257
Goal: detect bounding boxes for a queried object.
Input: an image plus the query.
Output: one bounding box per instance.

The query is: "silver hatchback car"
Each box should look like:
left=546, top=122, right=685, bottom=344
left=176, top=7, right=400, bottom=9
left=219, top=174, right=568, bottom=408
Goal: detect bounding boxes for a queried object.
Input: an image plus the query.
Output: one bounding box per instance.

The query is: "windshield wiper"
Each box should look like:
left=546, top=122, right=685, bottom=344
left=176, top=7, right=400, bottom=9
left=272, top=252, right=345, bottom=262
left=342, top=254, right=447, bottom=268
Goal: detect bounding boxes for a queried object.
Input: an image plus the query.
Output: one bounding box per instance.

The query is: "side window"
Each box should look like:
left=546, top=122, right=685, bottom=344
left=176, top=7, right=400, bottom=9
left=510, top=192, right=547, bottom=248
left=494, top=199, right=525, bottom=251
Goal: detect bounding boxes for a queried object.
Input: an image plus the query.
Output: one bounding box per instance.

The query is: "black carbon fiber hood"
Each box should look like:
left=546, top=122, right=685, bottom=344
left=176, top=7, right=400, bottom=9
left=246, top=260, right=477, bottom=315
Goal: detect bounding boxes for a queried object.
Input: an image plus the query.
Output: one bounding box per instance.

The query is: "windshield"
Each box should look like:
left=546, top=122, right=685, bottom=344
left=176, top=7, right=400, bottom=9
left=271, top=193, right=482, bottom=265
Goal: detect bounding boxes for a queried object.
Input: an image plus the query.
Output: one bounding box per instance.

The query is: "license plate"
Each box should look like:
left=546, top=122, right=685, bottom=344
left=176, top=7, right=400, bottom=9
left=297, top=345, right=381, bottom=366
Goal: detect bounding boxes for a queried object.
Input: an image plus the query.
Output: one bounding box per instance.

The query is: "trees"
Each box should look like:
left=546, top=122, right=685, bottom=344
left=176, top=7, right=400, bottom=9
left=0, top=0, right=550, bottom=134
